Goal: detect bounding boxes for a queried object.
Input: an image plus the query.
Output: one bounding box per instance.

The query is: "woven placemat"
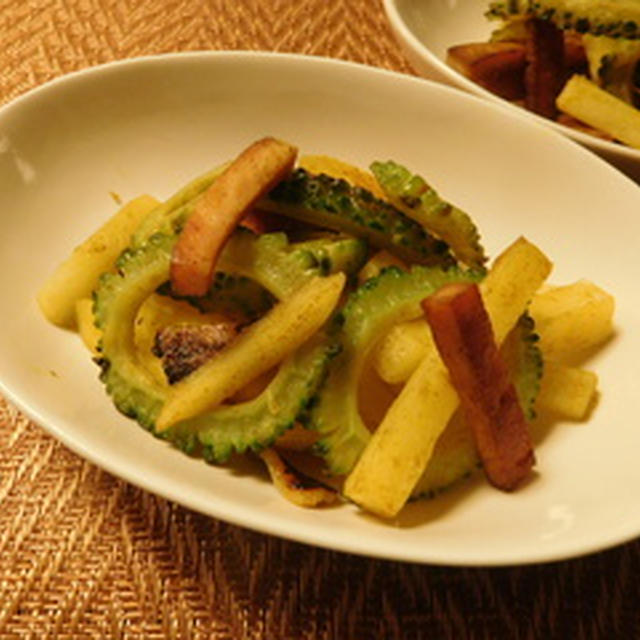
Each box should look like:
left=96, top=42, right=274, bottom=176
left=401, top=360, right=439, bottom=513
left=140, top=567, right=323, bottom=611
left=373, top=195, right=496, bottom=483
left=1, top=2, right=639, bottom=638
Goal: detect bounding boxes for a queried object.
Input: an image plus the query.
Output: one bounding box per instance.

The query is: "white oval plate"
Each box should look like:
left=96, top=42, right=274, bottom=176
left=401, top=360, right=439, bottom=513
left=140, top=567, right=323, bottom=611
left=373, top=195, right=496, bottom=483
left=1, top=52, right=639, bottom=566
left=383, top=0, right=640, bottom=182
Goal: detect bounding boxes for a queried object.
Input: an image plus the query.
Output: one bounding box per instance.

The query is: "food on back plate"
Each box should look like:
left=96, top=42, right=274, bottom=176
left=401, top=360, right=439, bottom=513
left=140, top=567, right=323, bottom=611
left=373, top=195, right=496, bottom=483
left=37, top=136, right=615, bottom=519
left=422, top=282, right=535, bottom=491
left=447, top=0, right=640, bottom=148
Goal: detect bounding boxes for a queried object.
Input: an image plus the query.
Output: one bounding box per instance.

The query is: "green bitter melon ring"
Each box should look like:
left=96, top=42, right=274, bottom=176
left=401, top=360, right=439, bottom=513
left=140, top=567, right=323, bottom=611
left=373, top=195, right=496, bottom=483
left=488, top=0, right=640, bottom=38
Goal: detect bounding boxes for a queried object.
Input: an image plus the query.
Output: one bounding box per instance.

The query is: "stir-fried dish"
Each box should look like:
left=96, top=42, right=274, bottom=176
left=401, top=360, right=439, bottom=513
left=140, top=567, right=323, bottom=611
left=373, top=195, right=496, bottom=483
left=37, top=138, right=614, bottom=519
left=448, top=0, right=640, bottom=149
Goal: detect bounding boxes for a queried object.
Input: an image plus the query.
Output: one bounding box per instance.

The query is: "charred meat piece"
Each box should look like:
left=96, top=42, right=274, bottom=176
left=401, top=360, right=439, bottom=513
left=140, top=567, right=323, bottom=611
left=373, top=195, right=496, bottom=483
left=153, top=321, right=239, bottom=384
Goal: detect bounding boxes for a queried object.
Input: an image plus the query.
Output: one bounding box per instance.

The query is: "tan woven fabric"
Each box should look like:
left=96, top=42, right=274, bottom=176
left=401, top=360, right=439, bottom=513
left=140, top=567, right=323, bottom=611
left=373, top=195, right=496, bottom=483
left=0, top=0, right=413, bottom=105
left=1, top=1, right=639, bottom=638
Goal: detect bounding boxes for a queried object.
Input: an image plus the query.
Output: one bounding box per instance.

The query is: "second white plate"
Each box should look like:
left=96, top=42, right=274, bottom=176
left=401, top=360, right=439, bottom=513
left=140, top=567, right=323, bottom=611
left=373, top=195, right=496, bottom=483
left=383, top=0, right=640, bottom=182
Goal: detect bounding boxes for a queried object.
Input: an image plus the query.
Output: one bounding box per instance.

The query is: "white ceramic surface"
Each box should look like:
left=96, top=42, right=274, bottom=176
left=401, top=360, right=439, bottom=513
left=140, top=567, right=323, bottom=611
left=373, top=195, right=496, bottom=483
left=1, top=51, right=639, bottom=566
left=383, top=0, right=640, bottom=182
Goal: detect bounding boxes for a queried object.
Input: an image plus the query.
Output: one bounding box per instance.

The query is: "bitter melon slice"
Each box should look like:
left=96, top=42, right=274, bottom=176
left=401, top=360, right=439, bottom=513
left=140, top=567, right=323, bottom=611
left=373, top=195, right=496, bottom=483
left=168, top=334, right=339, bottom=462
left=261, top=168, right=454, bottom=267
left=94, top=233, right=175, bottom=429
left=488, top=0, right=640, bottom=39
left=216, top=229, right=367, bottom=300
left=582, top=33, right=640, bottom=103
left=370, top=160, right=487, bottom=269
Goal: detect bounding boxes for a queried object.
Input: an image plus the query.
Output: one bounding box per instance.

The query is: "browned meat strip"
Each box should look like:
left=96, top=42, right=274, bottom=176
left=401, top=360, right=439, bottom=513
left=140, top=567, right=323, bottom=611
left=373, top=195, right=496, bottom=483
left=422, top=282, right=535, bottom=491
left=524, top=18, right=565, bottom=119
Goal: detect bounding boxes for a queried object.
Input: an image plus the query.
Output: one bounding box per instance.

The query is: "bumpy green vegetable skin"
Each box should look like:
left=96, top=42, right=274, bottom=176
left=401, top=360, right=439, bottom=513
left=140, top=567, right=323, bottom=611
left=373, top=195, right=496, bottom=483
left=93, top=230, right=365, bottom=458
left=307, top=265, right=482, bottom=475
left=411, top=313, right=543, bottom=499
left=294, top=235, right=370, bottom=283
left=504, top=313, right=543, bottom=422
left=261, top=168, right=454, bottom=267
left=169, top=335, right=339, bottom=462
left=180, top=272, right=275, bottom=321
left=488, top=0, right=640, bottom=38
left=370, top=160, right=486, bottom=269
left=582, top=34, right=640, bottom=103
left=94, top=233, right=175, bottom=429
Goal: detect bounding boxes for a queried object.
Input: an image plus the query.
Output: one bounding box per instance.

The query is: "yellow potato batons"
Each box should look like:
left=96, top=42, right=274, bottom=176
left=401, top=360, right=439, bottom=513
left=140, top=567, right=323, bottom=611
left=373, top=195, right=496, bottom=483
left=557, top=75, right=640, bottom=150
left=37, top=194, right=160, bottom=329
left=529, top=280, right=615, bottom=364
left=537, top=361, right=599, bottom=420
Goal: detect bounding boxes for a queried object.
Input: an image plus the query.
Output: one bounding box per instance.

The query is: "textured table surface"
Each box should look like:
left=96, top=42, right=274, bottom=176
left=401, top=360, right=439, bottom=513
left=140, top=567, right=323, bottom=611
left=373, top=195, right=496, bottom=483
left=1, top=1, right=639, bottom=638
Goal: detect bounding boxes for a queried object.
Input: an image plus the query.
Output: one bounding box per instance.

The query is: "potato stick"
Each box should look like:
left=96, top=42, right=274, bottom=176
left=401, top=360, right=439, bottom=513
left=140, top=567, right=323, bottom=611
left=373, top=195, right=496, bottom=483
left=155, top=273, right=345, bottom=431
left=38, top=194, right=160, bottom=329
left=480, top=237, right=553, bottom=343
left=529, top=280, right=615, bottom=364
left=376, top=277, right=614, bottom=384
left=344, top=349, right=459, bottom=517
left=557, top=75, right=640, bottom=149
left=537, top=361, right=598, bottom=420
left=372, top=317, right=430, bottom=385
left=344, top=237, right=552, bottom=518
